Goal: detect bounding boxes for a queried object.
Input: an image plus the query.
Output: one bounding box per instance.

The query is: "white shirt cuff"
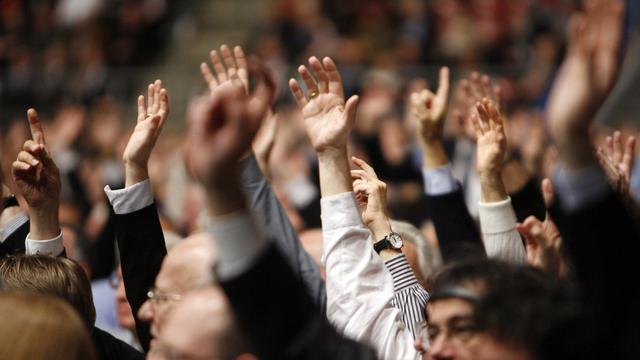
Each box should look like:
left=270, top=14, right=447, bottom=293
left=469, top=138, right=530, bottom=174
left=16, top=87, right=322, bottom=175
left=104, top=179, right=154, bottom=214
left=207, top=211, right=268, bottom=280
left=422, top=164, right=458, bottom=195
left=25, top=232, right=65, bottom=256
left=478, top=197, right=517, bottom=234
left=553, top=165, right=610, bottom=213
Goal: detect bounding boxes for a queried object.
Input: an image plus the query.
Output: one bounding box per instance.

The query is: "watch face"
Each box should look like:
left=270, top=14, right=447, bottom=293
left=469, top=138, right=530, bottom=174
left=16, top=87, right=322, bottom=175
left=388, top=233, right=403, bottom=249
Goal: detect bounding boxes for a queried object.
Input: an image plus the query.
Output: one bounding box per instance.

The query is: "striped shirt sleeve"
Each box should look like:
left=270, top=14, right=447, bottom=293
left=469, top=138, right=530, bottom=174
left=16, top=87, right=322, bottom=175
left=384, top=254, right=430, bottom=338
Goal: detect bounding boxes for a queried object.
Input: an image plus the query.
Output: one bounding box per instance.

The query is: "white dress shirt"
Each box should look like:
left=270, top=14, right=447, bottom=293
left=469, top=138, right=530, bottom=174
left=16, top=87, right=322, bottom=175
left=321, top=192, right=419, bottom=360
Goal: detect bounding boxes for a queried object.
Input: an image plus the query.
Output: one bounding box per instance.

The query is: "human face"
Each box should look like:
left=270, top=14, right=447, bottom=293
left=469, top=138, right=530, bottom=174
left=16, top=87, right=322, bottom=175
left=423, top=298, right=530, bottom=360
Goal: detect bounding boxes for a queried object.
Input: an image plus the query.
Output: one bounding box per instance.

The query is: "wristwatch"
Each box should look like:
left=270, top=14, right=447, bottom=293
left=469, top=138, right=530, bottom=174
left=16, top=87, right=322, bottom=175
left=373, top=232, right=403, bottom=254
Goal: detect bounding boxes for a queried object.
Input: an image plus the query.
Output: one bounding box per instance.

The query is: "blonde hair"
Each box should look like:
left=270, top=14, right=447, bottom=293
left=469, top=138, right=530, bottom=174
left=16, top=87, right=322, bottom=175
left=0, top=291, right=96, bottom=360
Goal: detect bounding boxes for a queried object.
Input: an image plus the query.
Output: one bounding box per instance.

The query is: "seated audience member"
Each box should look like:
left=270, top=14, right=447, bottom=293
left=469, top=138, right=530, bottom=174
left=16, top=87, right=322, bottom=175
left=0, top=291, right=97, bottom=360
left=154, top=287, right=255, bottom=360
left=420, top=259, right=581, bottom=360
left=0, top=255, right=143, bottom=359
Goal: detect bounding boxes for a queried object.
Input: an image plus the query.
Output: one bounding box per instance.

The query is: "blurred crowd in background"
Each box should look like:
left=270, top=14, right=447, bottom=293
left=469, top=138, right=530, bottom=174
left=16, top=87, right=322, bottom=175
left=0, top=0, right=639, bottom=345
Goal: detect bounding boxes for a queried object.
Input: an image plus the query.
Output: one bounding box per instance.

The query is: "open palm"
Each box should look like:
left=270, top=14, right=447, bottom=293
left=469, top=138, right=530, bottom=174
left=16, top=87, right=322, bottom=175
left=289, top=56, right=359, bottom=152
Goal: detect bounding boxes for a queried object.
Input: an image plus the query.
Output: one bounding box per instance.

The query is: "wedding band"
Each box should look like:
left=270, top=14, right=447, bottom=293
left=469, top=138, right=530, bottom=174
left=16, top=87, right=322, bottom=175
left=147, top=113, right=153, bottom=117
left=309, top=90, right=319, bottom=99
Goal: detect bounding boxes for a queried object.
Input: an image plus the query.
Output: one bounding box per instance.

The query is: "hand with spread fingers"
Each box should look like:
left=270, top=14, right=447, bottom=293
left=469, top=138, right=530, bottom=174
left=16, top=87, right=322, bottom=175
left=200, top=44, right=249, bottom=94
left=11, top=109, right=61, bottom=240
left=122, top=79, right=170, bottom=187
left=472, top=98, right=508, bottom=202
left=289, top=56, right=359, bottom=154
left=410, top=67, right=450, bottom=143
left=517, top=178, right=564, bottom=277
left=453, top=71, right=503, bottom=142
left=596, top=131, right=636, bottom=196
left=186, top=61, right=274, bottom=215
left=547, top=0, right=624, bottom=169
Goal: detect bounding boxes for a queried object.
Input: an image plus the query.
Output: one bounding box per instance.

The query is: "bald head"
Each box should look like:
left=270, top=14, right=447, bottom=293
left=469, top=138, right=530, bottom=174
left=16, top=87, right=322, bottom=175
left=158, top=287, right=253, bottom=360
left=156, top=232, right=217, bottom=293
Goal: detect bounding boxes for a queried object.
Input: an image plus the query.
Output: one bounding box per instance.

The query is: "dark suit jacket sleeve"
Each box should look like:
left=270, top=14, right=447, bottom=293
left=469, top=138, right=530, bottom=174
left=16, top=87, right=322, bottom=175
left=112, top=203, right=167, bottom=353
left=425, top=186, right=486, bottom=263
left=240, top=155, right=326, bottom=313
left=549, top=191, right=640, bottom=358
left=219, top=244, right=376, bottom=360
left=510, top=177, right=546, bottom=223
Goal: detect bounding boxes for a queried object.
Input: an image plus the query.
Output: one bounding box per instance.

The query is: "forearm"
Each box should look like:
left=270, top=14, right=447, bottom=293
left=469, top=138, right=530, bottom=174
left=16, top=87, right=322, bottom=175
left=317, top=148, right=353, bottom=197
left=479, top=172, right=508, bottom=203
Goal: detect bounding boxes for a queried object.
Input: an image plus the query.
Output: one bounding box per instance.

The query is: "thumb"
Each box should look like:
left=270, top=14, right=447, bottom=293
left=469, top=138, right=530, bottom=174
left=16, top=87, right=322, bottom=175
left=344, top=95, right=360, bottom=130
left=541, top=178, right=555, bottom=207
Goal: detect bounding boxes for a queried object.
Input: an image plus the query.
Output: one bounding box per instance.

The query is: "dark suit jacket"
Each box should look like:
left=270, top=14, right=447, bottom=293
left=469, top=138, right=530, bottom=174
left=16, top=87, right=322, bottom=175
left=425, top=186, right=486, bottom=263
left=92, top=326, right=145, bottom=360
left=220, top=245, right=376, bottom=360
left=114, top=154, right=327, bottom=352
left=549, top=190, right=640, bottom=359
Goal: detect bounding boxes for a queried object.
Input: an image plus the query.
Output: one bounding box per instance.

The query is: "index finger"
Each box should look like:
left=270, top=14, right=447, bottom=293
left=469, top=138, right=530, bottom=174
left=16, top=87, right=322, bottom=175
left=27, top=108, right=46, bottom=145
left=351, top=156, right=378, bottom=179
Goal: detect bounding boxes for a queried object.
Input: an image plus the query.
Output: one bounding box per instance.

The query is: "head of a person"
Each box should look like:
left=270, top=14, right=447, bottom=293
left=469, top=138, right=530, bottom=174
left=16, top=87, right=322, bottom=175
left=137, top=232, right=216, bottom=348
left=153, top=287, right=255, bottom=360
left=0, top=254, right=96, bottom=328
left=420, top=259, right=578, bottom=360
left=0, top=291, right=96, bottom=360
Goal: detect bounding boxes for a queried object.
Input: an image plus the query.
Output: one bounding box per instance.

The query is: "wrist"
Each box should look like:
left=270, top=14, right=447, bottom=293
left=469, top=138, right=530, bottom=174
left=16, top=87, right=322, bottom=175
left=368, top=217, right=392, bottom=241
left=479, top=172, right=508, bottom=203
left=204, top=169, right=247, bottom=216
left=421, top=140, right=449, bottom=169
left=29, top=206, right=60, bottom=240
left=124, top=162, right=149, bottom=187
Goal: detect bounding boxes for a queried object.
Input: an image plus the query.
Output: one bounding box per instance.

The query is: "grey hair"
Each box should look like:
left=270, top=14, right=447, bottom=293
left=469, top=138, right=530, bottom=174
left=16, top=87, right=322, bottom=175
left=390, top=219, right=441, bottom=281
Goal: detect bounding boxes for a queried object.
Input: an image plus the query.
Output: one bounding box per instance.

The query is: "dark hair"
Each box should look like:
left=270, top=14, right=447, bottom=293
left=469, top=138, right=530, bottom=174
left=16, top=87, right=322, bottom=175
left=0, top=255, right=96, bottom=328
left=431, top=259, right=587, bottom=360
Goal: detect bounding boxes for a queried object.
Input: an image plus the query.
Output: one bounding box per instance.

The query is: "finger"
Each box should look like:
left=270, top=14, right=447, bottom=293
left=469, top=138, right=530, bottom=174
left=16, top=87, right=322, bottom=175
left=469, top=71, right=483, bottom=100
left=350, top=169, right=372, bottom=181
left=12, top=160, right=33, bottom=174
left=146, top=83, right=154, bottom=114
left=471, top=113, right=483, bottom=137
left=344, top=95, right=359, bottom=130
left=621, top=136, right=636, bottom=175
left=541, top=178, right=555, bottom=208
left=351, top=156, right=377, bottom=178
left=221, top=44, right=238, bottom=79
left=298, top=65, right=318, bottom=96
left=234, top=46, right=249, bottom=92
left=436, top=66, right=450, bottom=105
left=27, top=108, right=46, bottom=145
left=152, top=80, right=162, bottom=114
left=288, top=78, right=308, bottom=107
left=137, top=95, right=146, bottom=122
left=480, top=74, right=492, bottom=99
left=23, top=140, right=45, bottom=156
left=475, top=102, right=489, bottom=126
left=200, top=62, right=218, bottom=91
left=210, top=50, right=227, bottom=82
left=612, top=131, right=623, bottom=164
left=18, top=150, right=40, bottom=167
left=158, top=89, right=170, bottom=128
left=493, top=85, right=503, bottom=110
left=605, top=135, right=614, bottom=157
left=309, top=56, right=329, bottom=93
left=322, top=57, right=344, bottom=98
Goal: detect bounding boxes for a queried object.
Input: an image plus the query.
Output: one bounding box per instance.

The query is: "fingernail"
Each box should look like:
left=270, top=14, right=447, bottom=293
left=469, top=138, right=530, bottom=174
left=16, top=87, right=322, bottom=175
left=31, top=160, right=39, bottom=166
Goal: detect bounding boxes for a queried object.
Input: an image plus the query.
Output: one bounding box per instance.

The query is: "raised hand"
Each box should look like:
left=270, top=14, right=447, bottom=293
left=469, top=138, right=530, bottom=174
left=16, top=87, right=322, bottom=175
left=453, top=71, right=503, bottom=142
left=289, top=56, right=359, bottom=154
left=517, top=179, right=564, bottom=277
left=12, top=109, right=61, bottom=239
left=410, top=67, right=449, bottom=143
left=547, top=0, right=624, bottom=169
left=472, top=99, right=508, bottom=202
left=200, top=44, right=249, bottom=94
left=122, top=79, right=170, bottom=186
left=596, top=131, right=636, bottom=196
left=185, top=61, right=274, bottom=214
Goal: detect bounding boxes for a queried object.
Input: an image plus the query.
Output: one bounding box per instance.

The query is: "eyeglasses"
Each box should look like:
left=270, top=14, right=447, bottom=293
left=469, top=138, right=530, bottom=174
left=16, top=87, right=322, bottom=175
left=418, top=315, right=478, bottom=346
left=147, top=288, right=182, bottom=304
